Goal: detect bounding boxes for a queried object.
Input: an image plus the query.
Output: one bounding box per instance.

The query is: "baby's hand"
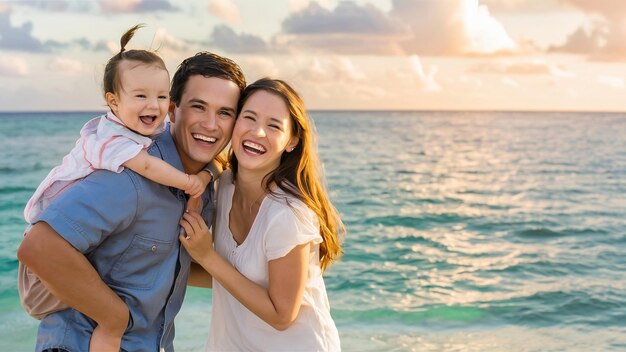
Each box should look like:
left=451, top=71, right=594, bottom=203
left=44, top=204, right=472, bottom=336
left=90, top=324, right=122, bottom=352
left=184, top=174, right=205, bottom=198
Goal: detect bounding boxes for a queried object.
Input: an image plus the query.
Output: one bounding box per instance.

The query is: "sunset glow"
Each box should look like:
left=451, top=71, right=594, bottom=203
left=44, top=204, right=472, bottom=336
left=0, top=0, right=624, bottom=112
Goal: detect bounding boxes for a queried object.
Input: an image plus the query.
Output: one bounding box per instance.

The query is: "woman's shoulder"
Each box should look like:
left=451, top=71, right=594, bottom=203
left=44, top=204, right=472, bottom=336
left=265, top=190, right=318, bottom=229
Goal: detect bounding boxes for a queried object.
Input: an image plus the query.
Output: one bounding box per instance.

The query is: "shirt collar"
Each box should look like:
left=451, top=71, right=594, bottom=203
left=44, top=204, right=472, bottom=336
left=151, top=122, right=184, bottom=173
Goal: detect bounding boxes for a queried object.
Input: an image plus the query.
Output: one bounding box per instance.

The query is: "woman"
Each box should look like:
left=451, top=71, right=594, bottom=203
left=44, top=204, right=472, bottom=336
left=180, top=78, right=344, bottom=351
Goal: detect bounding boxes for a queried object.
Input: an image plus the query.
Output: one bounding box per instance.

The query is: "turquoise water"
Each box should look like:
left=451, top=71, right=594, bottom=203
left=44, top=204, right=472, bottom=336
left=1, top=111, right=626, bottom=351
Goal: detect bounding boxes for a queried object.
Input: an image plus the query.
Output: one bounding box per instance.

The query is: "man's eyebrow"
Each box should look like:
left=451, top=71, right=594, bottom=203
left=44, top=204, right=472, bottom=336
left=187, top=98, right=207, bottom=105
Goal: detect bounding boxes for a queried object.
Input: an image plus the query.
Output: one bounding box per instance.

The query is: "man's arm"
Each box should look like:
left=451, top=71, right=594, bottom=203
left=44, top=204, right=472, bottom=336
left=17, top=222, right=129, bottom=340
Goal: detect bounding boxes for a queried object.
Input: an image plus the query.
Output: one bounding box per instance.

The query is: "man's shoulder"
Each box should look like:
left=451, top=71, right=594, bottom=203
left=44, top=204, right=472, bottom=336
left=80, top=168, right=142, bottom=199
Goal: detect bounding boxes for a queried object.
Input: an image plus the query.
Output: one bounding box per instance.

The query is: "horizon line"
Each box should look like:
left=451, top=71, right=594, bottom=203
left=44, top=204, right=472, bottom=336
left=0, top=109, right=624, bottom=114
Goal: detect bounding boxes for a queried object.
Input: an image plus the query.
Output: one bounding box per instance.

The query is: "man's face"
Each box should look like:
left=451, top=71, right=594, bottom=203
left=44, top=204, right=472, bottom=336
left=169, top=75, right=240, bottom=173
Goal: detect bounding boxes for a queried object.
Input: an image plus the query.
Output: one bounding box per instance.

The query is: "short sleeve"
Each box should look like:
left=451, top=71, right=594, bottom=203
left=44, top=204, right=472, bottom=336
left=81, top=115, right=152, bottom=173
left=265, top=203, right=322, bottom=261
left=36, top=170, right=138, bottom=253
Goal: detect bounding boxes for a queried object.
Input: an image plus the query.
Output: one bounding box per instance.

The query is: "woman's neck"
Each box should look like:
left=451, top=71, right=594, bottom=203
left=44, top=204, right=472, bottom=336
left=234, top=169, right=268, bottom=205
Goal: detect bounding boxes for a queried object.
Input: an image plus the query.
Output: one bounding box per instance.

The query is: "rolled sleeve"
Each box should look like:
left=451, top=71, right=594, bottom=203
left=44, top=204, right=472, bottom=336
left=36, top=169, right=139, bottom=253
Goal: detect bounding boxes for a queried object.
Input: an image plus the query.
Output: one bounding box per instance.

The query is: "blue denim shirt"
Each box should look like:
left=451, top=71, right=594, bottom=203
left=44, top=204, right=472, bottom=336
left=34, top=123, right=215, bottom=352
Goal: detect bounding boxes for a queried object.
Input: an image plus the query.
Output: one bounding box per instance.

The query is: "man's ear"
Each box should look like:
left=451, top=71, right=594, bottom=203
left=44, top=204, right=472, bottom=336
left=105, top=92, right=118, bottom=114
left=168, top=102, right=176, bottom=123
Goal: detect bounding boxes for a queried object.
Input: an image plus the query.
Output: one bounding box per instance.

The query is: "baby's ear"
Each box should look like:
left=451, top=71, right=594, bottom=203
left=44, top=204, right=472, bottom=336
left=105, top=92, right=118, bottom=113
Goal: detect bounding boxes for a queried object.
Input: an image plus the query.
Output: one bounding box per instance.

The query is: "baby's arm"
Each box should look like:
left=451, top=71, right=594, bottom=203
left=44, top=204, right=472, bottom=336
left=123, top=150, right=211, bottom=198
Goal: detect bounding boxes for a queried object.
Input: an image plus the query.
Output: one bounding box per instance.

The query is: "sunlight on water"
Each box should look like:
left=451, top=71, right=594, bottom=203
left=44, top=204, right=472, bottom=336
left=1, top=111, right=625, bottom=351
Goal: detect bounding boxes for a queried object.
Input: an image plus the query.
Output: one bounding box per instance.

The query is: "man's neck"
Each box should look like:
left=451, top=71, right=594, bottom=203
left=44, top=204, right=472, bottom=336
left=170, top=126, right=204, bottom=175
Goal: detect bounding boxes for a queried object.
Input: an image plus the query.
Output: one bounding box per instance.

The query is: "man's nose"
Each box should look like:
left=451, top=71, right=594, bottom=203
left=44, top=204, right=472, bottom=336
left=200, top=112, right=218, bottom=129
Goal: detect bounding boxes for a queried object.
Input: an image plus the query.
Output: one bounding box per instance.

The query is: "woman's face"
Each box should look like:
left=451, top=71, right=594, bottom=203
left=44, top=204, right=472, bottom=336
left=232, top=90, right=298, bottom=175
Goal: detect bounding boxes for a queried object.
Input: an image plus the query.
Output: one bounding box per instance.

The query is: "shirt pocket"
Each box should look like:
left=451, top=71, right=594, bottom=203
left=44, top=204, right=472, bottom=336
left=106, top=235, right=174, bottom=290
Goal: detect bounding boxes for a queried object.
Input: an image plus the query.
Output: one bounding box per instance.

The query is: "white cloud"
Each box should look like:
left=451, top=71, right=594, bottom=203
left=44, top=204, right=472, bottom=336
left=154, top=27, right=190, bottom=51
left=99, top=0, right=141, bottom=12
left=47, top=57, right=83, bottom=73
left=501, top=77, right=519, bottom=87
left=209, top=0, right=240, bottom=25
left=391, top=0, right=518, bottom=56
left=296, top=56, right=366, bottom=83
left=597, top=75, right=624, bottom=89
left=241, top=56, right=280, bottom=80
left=288, top=0, right=335, bottom=13
left=553, top=1, right=626, bottom=59
left=0, top=55, right=28, bottom=76
left=470, top=59, right=576, bottom=78
left=409, top=55, right=440, bottom=92
left=0, top=2, right=12, bottom=13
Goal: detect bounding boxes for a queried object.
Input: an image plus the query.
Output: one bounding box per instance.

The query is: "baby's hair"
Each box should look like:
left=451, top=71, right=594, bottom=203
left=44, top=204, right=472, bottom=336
left=102, top=24, right=167, bottom=97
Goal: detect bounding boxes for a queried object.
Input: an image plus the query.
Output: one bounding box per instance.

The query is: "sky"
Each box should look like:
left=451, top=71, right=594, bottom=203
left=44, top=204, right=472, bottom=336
left=0, top=0, right=625, bottom=112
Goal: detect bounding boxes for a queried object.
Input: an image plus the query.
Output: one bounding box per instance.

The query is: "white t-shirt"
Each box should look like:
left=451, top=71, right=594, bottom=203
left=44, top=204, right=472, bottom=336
left=207, top=169, right=341, bottom=352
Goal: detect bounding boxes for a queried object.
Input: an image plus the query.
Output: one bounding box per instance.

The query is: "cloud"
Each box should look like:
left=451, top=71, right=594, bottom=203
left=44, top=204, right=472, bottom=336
left=210, top=25, right=267, bottom=53
left=288, top=0, right=333, bottom=13
left=240, top=56, right=280, bottom=80
left=501, top=77, right=519, bottom=88
left=14, top=0, right=71, bottom=11
left=469, top=60, right=576, bottom=77
left=154, top=28, right=192, bottom=52
left=209, top=0, right=240, bottom=24
left=0, top=2, right=11, bottom=13
left=390, top=0, right=517, bottom=56
left=553, top=1, right=626, bottom=59
left=408, top=56, right=440, bottom=91
left=0, top=55, right=28, bottom=76
left=597, top=75, right=624, bottom=89
left=283, top=1, right=405, bottom=35
left=47, top=57, right=83, bottom=73
left=297, top=56, right=367, bottom=83
left=98, top=0, right=175, bottom=13
left=277, top=1, right=408, bottom=55
left=480, top=0, right=561, bottom=12
left=0, top=12, right=63, bottom=52
left=277, top=0, right=518, bottom=56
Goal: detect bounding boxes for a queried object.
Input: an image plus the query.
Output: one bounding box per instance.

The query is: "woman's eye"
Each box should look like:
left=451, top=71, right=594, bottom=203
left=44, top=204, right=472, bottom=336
left=269, top=124, right=281, bottom=130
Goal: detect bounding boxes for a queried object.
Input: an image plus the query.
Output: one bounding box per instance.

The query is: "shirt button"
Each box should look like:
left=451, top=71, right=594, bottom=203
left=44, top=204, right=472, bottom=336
left=151, top=245, right=157, bottom=252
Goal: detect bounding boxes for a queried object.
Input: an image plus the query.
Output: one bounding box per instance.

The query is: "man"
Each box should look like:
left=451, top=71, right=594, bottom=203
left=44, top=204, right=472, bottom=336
left=17, top=52, right=246, bottom=352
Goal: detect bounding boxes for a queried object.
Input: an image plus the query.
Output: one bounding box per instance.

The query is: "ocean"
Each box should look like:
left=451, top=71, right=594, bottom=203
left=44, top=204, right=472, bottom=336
left=1, top=111, right=625, bottom=351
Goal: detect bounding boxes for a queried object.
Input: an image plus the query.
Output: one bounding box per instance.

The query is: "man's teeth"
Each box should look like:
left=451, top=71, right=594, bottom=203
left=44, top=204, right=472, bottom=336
left=192, top=134, right=216, bottom=143
left=243, top=141, right=266, bottom=154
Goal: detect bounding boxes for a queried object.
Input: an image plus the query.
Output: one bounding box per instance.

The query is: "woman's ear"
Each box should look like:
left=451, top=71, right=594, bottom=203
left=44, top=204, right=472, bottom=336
left=105, top=92, right=118, bottom=114
left=286, top=137, right=299, bottom=152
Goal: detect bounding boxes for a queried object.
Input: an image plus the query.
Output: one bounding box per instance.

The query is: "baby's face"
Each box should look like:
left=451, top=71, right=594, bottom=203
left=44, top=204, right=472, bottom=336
left=110, top=61, right=170, bottom=136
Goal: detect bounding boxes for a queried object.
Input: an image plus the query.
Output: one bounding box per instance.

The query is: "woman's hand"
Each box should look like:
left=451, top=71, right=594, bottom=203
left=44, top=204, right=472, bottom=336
left=179, top=210, right=214, bottom=263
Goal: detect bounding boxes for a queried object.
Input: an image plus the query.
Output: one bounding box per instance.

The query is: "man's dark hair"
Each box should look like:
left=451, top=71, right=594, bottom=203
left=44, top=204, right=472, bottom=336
left=170, top=52, right=246, bottom=106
